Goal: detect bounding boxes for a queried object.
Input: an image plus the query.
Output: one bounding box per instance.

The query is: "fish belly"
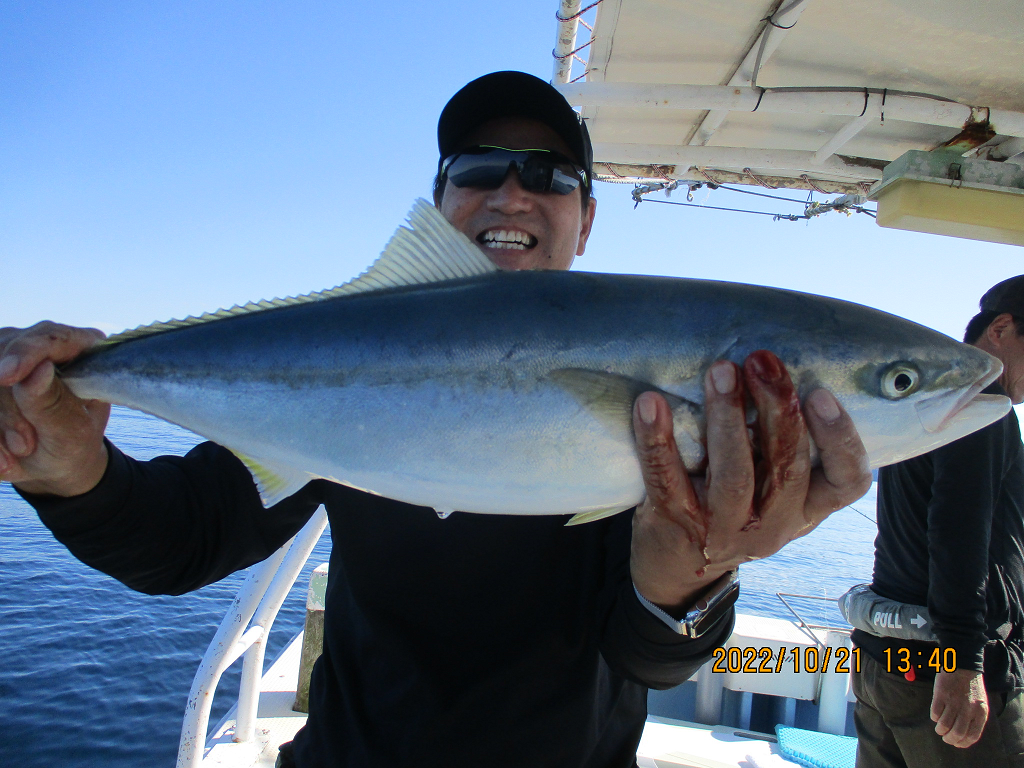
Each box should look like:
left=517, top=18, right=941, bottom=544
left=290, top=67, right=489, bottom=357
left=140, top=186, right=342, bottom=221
left=71, top=373, right=646, bottom=515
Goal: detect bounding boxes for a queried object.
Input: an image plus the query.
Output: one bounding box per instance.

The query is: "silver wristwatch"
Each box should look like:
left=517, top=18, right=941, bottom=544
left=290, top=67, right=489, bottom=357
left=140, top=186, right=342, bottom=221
left=635, top=569, right=740, bottom=637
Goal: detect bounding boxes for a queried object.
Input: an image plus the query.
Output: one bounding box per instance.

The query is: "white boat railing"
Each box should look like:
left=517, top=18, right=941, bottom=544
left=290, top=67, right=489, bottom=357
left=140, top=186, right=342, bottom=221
left=175, top=506, right=329, bottom=768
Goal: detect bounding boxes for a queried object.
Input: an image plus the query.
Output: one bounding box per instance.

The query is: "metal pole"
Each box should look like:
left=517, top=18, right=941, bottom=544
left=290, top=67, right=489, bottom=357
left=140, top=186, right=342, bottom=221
left=553, top=0, right=583, bottom=83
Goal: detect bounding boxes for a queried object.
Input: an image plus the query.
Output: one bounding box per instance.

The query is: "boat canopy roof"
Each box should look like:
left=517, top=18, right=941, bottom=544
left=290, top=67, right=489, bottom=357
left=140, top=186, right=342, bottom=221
left=552, top=0, right=1024, bottom=195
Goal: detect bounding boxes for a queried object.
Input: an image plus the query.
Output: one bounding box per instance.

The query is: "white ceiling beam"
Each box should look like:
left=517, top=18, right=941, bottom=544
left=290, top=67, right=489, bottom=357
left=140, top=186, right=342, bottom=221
left=689, top=0, right=815, bottom=147
left=556, top=82, right=1024, bottom=138
left=592, top=142, right=884, bottom=180
left=594, top=163, right=867, bottom=194
left=813, top=92, right=883, bottom=164
left=984, top=136, right=1024, bottom=165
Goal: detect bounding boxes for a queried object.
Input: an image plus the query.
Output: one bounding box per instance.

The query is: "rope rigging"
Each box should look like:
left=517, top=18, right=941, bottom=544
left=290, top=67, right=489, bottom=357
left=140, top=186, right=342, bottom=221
left=631, top=179, right=877, bottom=222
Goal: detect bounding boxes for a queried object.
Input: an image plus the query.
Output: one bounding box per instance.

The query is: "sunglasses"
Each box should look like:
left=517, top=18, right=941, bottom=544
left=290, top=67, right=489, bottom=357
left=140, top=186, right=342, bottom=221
left=440, top=145, right=588, bottom=196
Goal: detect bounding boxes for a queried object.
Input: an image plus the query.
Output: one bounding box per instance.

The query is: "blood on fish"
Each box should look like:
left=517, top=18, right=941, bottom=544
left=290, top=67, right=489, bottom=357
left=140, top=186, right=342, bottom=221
left=744, top=350, right=805, bottom=519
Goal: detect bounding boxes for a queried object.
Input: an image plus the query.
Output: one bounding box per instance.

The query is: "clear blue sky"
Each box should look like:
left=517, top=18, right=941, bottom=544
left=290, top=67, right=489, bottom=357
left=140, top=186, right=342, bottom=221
left=3, top=0, right=1021, bottom=343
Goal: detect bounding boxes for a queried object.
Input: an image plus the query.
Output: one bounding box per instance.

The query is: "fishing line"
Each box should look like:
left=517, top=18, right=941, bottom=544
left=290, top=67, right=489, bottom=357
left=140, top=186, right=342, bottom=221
left=845, top=504, right=877, bottom=525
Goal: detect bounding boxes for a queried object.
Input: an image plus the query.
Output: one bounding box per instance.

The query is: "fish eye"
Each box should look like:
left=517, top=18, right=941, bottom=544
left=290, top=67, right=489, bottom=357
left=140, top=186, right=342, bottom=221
left=880, top=364, right=921, bottom=399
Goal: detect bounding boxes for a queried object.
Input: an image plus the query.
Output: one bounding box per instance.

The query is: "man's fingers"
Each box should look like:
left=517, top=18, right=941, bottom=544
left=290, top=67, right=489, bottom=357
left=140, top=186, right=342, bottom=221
left=5, top=360, right=110, bottom=496
left=0, top=325, right=111, bottom=496
left=0, top=386, right=36, bottom=457
left=0, top=321, right=102, bottom=465
left=12, top=361, right=85, bottom=437
left=936, top=709, right=985, bottom=748
left=633, top=391, right=701, bottom=530
left=0, top=442, right=13, bottom=476
left=956, top=715, right=986, bottom=748
left=932, top=703, right=957, bottom=739
left=0, top=322, right=104, bottom=386
left=16, top=361, right=58, bottom=404
left=931, top=671, right=989, bottom=748
left=630, top=391, right=714, bottom=604
left=931, top=700, right=970, bottom=746
left=703, top=360, right=755, bottom=526
left=802, top=388, right=871, bottom=526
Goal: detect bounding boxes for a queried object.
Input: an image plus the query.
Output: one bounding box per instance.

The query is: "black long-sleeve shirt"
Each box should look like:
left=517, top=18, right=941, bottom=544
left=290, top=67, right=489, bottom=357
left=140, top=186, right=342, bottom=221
left=853, top=388, right=1024, bottom=690
left=26, top=440, right=730, bottom=768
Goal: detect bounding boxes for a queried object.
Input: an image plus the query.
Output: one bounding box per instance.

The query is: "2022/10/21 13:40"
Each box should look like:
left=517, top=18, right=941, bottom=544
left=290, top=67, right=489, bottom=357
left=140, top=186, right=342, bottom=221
left=883, top=646, right=958, bottom=674
left=710, top=646, right=862, bottom=674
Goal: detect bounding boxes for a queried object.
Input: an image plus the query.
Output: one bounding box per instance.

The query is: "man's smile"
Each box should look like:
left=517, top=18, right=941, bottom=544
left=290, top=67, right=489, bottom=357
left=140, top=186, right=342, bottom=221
left=477, top=228, right=538, bottom=251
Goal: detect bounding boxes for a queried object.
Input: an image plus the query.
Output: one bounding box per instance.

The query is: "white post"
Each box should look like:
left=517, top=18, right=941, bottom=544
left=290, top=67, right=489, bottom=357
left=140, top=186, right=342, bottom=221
left=295, top=563, right=331, bottom=712
left=694, top=660, right=724, bottom=725
left=817, top=631, right=852, bottom=735
left=782, top=697, right=797, bottom=727
left=738, top=691, right=753, bottom=731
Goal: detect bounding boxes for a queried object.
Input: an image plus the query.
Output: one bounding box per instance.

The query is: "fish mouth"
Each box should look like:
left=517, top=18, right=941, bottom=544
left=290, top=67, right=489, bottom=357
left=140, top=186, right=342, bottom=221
left=915, top=353, right=1005, bottom=433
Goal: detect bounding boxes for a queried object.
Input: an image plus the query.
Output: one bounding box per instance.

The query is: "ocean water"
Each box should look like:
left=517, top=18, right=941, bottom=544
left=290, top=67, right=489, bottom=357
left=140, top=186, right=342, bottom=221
left=0, top=406, right=878, bottom=767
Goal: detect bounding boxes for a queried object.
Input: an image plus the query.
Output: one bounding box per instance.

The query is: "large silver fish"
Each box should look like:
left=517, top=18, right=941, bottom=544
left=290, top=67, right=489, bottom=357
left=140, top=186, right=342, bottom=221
left=62, top=200, right=1009, bottom=519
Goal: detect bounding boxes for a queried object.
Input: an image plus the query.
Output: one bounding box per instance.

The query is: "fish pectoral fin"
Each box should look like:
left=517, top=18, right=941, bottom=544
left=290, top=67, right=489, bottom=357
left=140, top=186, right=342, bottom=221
left=229, top=450, right=313, bottom=508
left=548, top=368, right=702, bottom=438
left=566, top=506, right=632, bottom=526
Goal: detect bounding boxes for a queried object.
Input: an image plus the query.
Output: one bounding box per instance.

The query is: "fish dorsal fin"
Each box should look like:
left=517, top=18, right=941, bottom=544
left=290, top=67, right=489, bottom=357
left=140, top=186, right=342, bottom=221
left=100, top=199, right=495, bottom=347
left=332, top=198, right=498, bottom=297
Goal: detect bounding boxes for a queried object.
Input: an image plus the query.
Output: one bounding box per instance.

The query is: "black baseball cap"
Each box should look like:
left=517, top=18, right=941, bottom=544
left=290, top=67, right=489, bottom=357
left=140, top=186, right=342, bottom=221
left=437, top=71, right=593, bottom=194
left=980, top=276, right=1024, bottom=316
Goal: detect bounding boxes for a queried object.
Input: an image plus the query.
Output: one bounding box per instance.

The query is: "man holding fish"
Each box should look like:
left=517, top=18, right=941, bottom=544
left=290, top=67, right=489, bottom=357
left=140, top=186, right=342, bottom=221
left=0, top=71, right=950, bottom=767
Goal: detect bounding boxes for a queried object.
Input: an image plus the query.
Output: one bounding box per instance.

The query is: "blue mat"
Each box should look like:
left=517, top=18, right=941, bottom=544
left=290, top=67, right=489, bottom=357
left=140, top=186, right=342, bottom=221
left=774, top=726, right=857, bottom=768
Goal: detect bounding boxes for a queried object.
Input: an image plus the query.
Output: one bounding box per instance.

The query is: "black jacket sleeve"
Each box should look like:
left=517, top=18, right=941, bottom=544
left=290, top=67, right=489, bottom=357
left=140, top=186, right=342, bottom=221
left=20, top=440, right=320, bottom=595
left=927, top=421, right=1003, bottom=671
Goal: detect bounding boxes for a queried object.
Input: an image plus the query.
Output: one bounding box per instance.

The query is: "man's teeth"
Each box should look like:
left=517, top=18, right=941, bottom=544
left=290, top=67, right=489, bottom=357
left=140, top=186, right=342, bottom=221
left=481, top=230, right=536, bottom=250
